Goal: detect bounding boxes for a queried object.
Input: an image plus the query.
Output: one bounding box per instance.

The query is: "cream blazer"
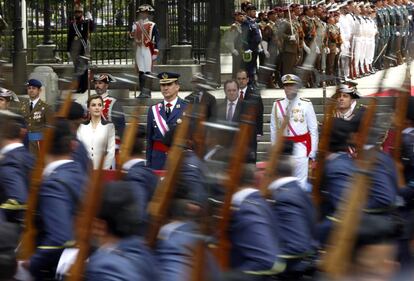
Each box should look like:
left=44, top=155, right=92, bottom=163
left=77, top=120, right=115, bottom=170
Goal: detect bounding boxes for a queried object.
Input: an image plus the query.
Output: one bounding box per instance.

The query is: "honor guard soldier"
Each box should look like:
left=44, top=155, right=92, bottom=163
left=326, top=13, right=342, bottom=81
left=130, top=4, right=159, bottom=98
left=0, top=111, right=34, bottom=224
left=278, top=6, right=300, bottom=77
left=267, top=143, right=317, bottom=280
left=224, top=11, right=245, bottom=77
left=92, top=73, right=126, bottom=150
left=333, top=82, right=365, bottom=120
left=22, top=119, right=87, bottom=280
left=146, top=72, right=187, bottom=170
left=0, top=88, right=20, bottom=113
left=21, top=79, right=53, bottom=157
left=241, top=4, right=262, bottom=85
left=270, top=74, right=318, bottom=190
left=67, top=4, right=93, bottom=93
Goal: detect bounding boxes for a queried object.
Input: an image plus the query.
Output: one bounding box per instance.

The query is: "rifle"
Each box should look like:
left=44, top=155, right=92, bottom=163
left=320, top=99, right=378, bottom=279
left=214, top=107, right=256, bottom=269
left=259, top=111, right=289, bottom=198
left=18, top=90, right=74, bottom=260
left=67, top=155, right=106, bottom=281
left=391, top=64, right=411, bottom=188
left=146, top=105, right=193, bottom=248
left=193, top=104, right=207, bottom=158
left=115, top=106, right=141, bottom=179
left=311, top=100, right=336, bottom=209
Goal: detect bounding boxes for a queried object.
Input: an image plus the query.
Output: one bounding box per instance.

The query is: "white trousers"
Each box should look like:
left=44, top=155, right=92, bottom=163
left=135, top=45, right=152, bottom=73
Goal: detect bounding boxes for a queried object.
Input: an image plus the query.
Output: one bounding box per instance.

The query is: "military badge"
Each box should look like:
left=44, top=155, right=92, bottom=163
left=34, top=111, right=42, bottom=120
left=176, top=104, right=181, bottom=109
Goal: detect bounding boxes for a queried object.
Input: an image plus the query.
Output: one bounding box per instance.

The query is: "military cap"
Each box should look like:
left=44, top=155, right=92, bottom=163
left=234, top=11, right=246, bottom=16
left=281, top=74, right=302, bottom=85
left=407, top=97, right=414, bottom=121
left=267, top=9, right=277, bottom=16
left=158, top=72, right=180, bottom=84
left=274, top=6, right=283, bottom=12
left=93, top=73, right=114, bottom=84
left=245, top=4, right=257, bottom=11
left=332, top=83, right=360, bottom=99
left=137, top=4, right=155, bottom=13
left=74, top=4, right=83, bottom=12
left=27, top=79, right=42, bottom=88
left=328, top=3, right=340, bottom=11
left=0, top=88, right=13, bottom=100
left=316, top=0, right=326, bottom=6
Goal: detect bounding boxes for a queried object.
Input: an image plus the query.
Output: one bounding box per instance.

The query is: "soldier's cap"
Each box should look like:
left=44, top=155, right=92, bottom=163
left=337, top=2, right=348, bottom=8
left=364, top=2, right=371, bottom=7
left=316, top=0, right=326, bottom=6
left=137, top=4, right=155, bottom=13
left=407, top=97, right=414, bottom=121
left=74, top=4, right=83, bottom=12
left=245, top=4, right=257, bottom=11
left=290, top=3, right=301, bottom=8
left=267, top=9, right=277, bottom=15
left=93, top=73, right=115, bottom=84
left=0, top=88, right=13, bottom=100
left=27, top=79, right=42, bottom=88
left=282, top=6, right=289, bottom=11
left=357, top=1, right=364, bottom=7
left=234, top=11, right=246, bottom=16
left=158, top=72, right=180, bottom=84
left=281, top=74, right=302, bottom=86
left=333, top=83, right=360, bottom=99
left=326, top=2, right=333, bottom=8
left=328, top=4, right=340, bottom=12
left=273, top=6, right=283, bottom=12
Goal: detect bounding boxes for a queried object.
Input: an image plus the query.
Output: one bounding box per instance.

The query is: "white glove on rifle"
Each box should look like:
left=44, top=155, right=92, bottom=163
left=316, top=46, right=321, bottom=54
left=335, top=47, right=340, bottom=55
left=261, top=41, right=270, bottom=58
left=289, top=35, right=296, bottom=42
left=303, top=43, right=311, bottom=54
left=324, top=47, right=330, bottom=54
left=85, top=12, right=93, bottom=21
left=231, top=49, right=239, bottom=56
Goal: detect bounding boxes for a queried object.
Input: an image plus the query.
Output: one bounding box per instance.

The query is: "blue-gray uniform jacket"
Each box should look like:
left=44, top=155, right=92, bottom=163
left=156, top=221, right=220, bottom=281
left=85, top=236, right=158, bottom=281
left=230, top=188, right=284, bottom=275
left=268, top=177, right=317, bottom=271
left=29, top=160, right=86, bottom=279
left=123, top=158, right=158, bottom=224
left=0, top=144, right=34, bottom=223
left=146, top=98, right=187, bottom=170
left=318, top=150, right=398, bottom=244
left=72, top=138, right=92, bottom=174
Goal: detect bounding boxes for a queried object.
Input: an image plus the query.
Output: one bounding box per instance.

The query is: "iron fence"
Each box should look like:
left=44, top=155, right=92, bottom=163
left=0, top=0, right=216, bottom=65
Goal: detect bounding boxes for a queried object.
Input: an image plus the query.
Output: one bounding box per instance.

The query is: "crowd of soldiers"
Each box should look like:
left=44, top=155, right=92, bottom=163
left=226, top=0, right=414, bottom=88
left=0, top=66, right=413, bottom=280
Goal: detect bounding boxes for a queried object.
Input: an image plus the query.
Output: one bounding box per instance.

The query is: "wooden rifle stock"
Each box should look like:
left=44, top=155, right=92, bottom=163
left=259, top=115, right=289, bottom=197
left=311, top=100, right=336, bottom=209
left=392, top=66, right=411, bottom=188
left=193, top=104, right=207, bottom=158
left=67, top=154, right=106, bottom=281
left=321, top=100, right=378, bottom=279
left=214, top=108, right=256, bottom=269
left=115, top=106, right=141, bottom=179
left=146, top=105, right=193, bottom=248
left=18, top=91, right=74, bottom=260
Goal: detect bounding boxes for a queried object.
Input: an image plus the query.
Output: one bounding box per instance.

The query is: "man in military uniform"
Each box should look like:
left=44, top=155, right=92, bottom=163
left=0, top=111, right=34, bottom=224
left=374, top=0, right=388, bottom=70
left=326, top=13, right=342, bottom=83
left=67, top=4, right=93, bottom=93
left=224, top=11, right=245, bottom=77
left=385, top=0, right=398, bottom=67
left=301, top=5, right=318, bottom=87
left=332, top=82, right=365, bottom=120
left=130, top=4, right=159, bottom=98
left=270, top=74, right=318, bottom=190
left=20, top=79, right=53, bottom=157
left=20, top=119, right=87, bottom=280
left=240, top=4, right=262, bottom=85
left=146, top=72, right=187, bottom=170
left=278, top=6, right=300, bottom=77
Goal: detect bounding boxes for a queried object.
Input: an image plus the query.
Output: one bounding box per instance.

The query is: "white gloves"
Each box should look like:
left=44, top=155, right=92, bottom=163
left=316, top=46, right=321, bottom=54
left=396, top=31, right=401, bottom=37
left=289, top=35, right=296, bottom=42
left=303, top=43, right=311, bottom=54
left=324, top=47, right=330, bottom=54
left=85, top=12, right=93, bottom=21
left=232, top=49, right=239, bottom=56
left=335, top=47, right=340, bottom=55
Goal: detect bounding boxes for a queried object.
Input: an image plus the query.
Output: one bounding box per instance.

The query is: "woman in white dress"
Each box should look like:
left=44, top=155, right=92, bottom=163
left=77, top=94, right=115, bottom=169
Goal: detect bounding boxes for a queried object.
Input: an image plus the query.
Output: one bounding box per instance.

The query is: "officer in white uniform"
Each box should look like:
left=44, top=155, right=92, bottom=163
left=270, top=74, right=318, bottom=190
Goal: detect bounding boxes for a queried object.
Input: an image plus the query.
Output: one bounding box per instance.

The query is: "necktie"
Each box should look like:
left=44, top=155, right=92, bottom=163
left=239, top=90, right=244, bottom=101
left=30, top=102, right=34, bottom=112
left=166, top=103, right=172, bottom=118
left=227, top=102, right=234, bottom=121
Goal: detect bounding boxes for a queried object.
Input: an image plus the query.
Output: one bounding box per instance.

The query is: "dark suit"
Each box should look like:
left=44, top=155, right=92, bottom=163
left=85, top=236, right=158, bottom=281
left=29, top=161, right=86, bottom=280
left=0, top=145, right=34, bottom=223
left=185, top=89, right=217, bottom=121
left=146, top=98, right=187, bottom=169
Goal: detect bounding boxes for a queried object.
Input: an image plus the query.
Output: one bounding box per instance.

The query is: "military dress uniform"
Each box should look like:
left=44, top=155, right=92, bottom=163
left=0, top=142, right=34, bottom=223
left=278, top=18, right=300, bottom=76
left=146, top=73, right=187, bottom=170
left=241, top=14, right=262, bottom=84
left=326, top=23, right=342, bottom=77
left=270, top=75, right=318, bottom=189
left=225, top=13, right=244, bottom=77
left=29, top=160, right=87, bottom=279
left=375, top=5, right=387, bottom=69
left=21, top=97, right=53, bottom=157
left=268, top=177, right=317, bottom=277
